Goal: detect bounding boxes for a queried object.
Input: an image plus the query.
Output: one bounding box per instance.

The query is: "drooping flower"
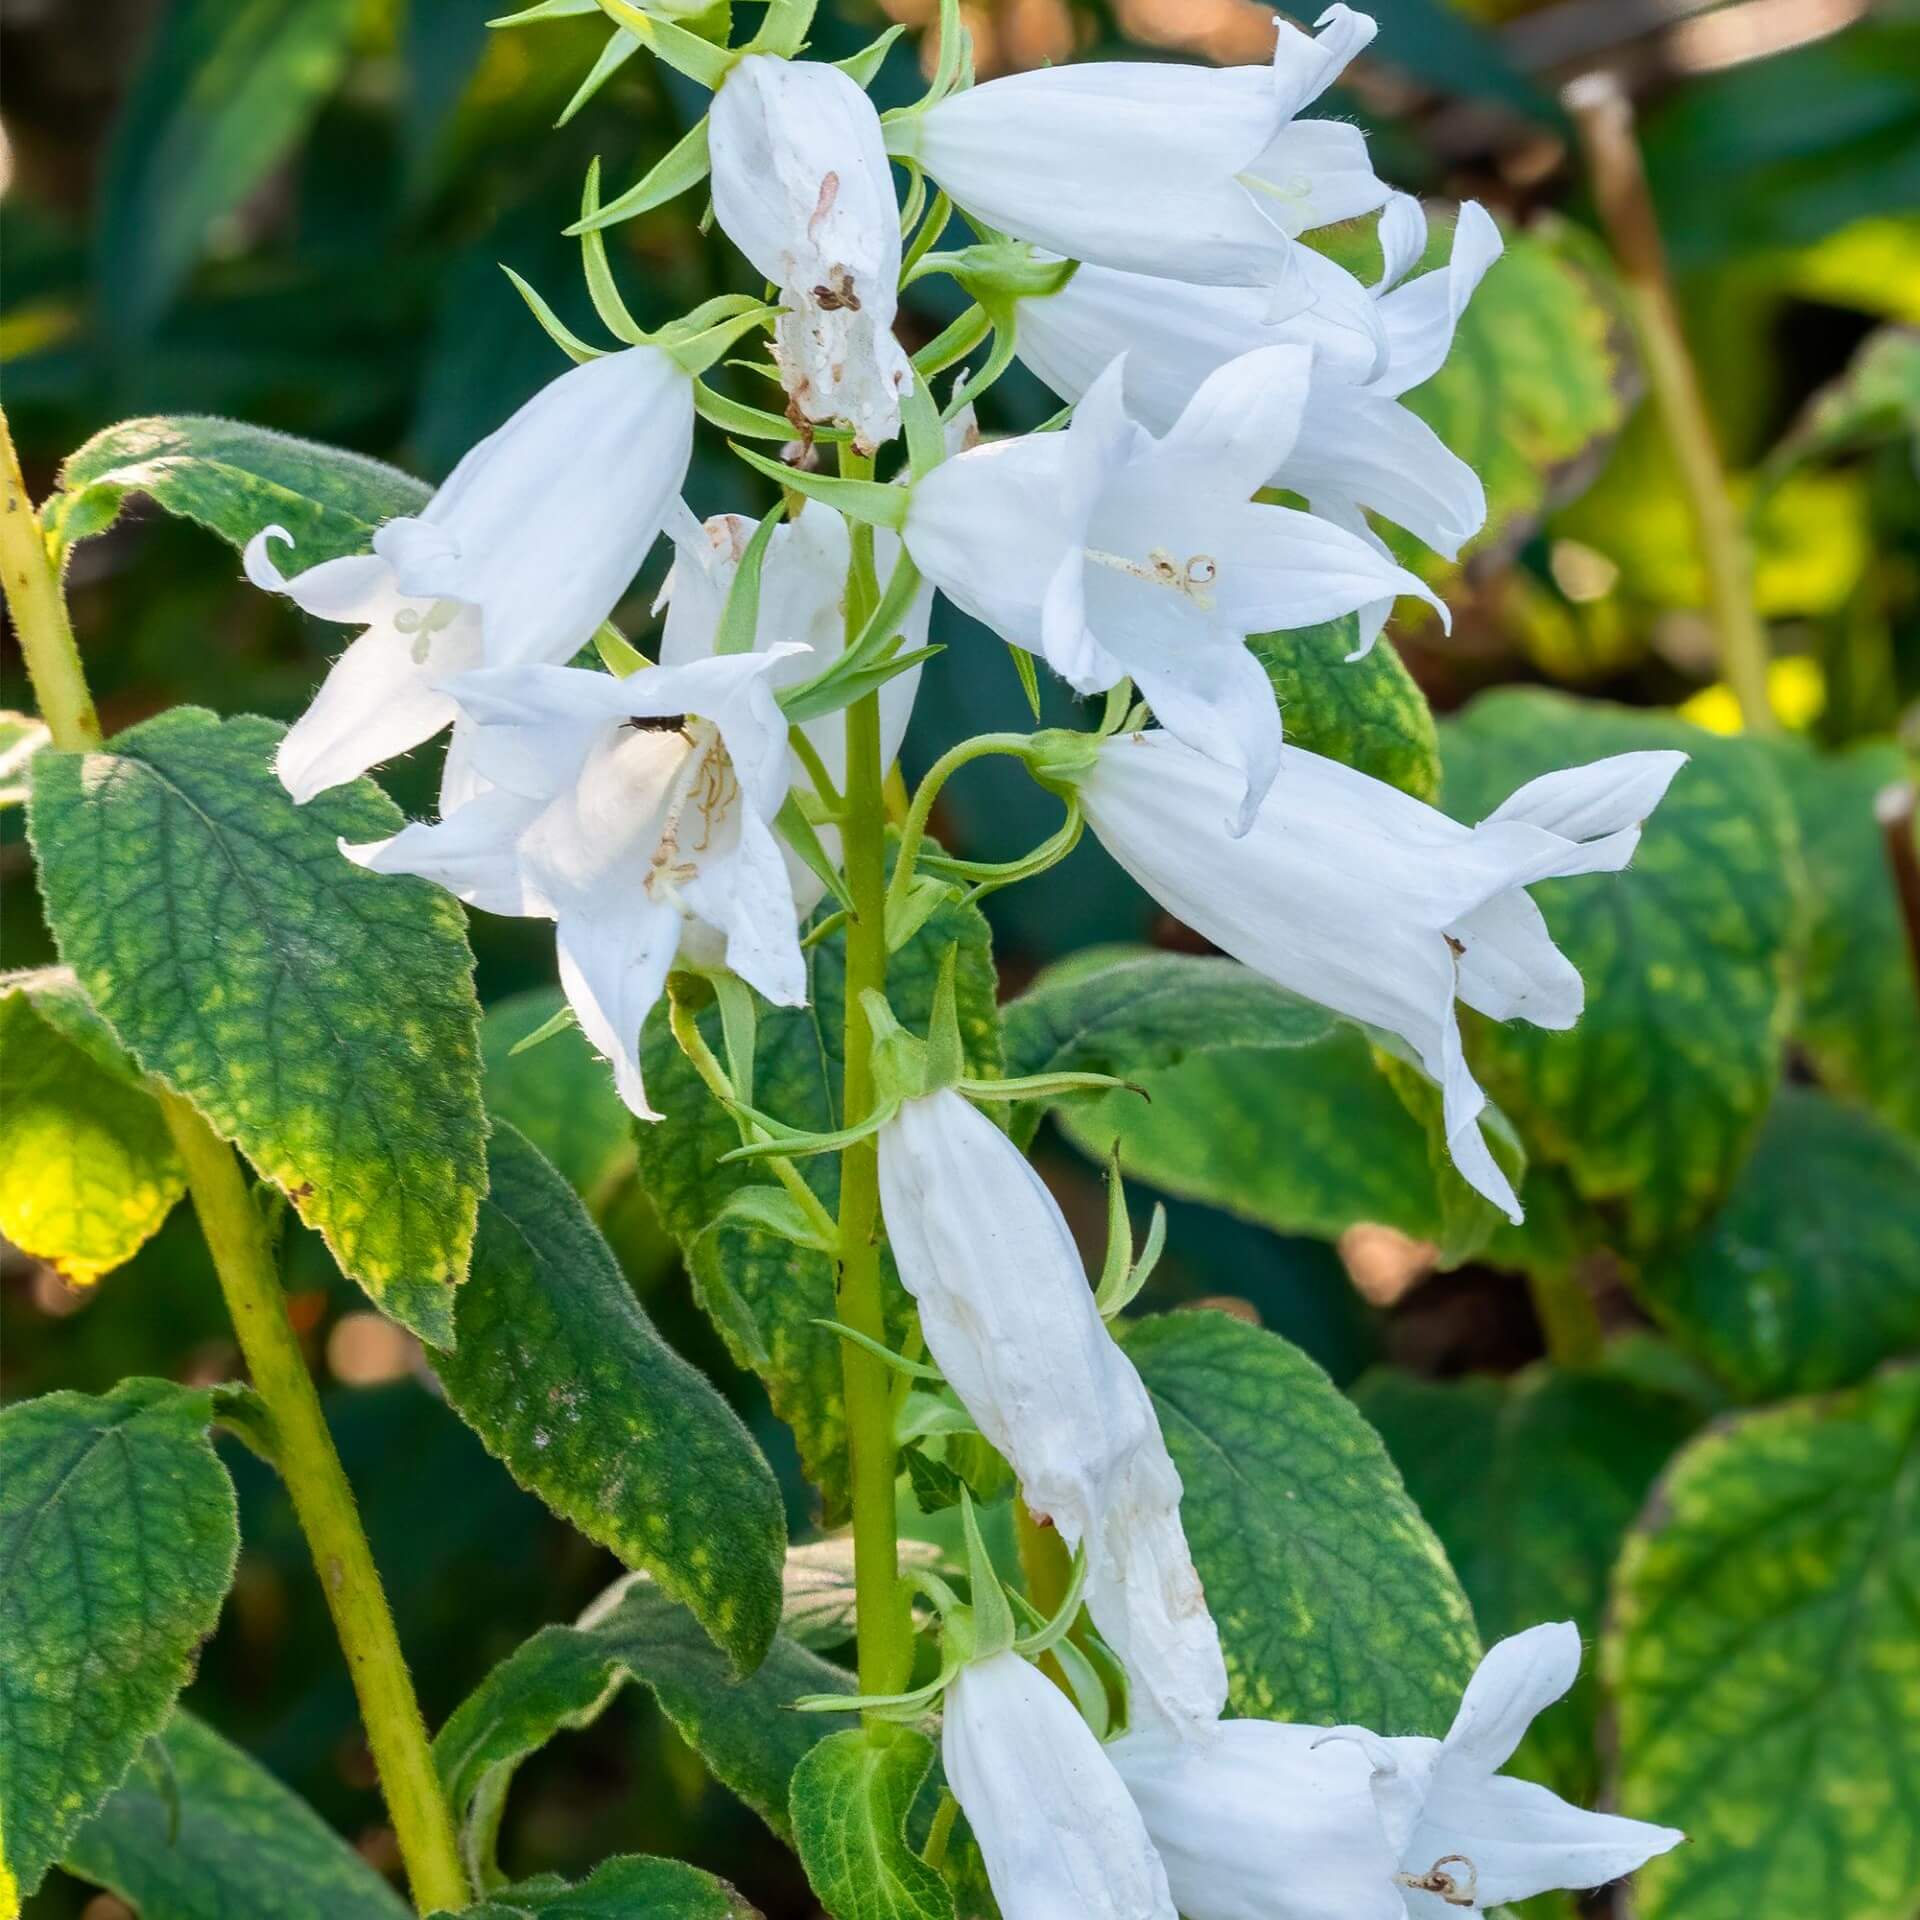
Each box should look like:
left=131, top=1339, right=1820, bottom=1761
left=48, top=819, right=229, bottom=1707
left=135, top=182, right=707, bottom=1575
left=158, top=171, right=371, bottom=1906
left=1108, top=1717, right=1407, bottom=1920
left=343, top=649, right=806, bottom=1119
left=1062, top=729, right=1686, bottom=1220
left=888, top=6, right=1387, bottom=306
left=878, top=1088, right=1228, bottom=1730
left=943, top=1650, right=1178, bottom=1920
left=903, top=350, right=1443, bottom=831
left=246, top=347, right=694, bottom=807
left=709, top=55, right=913, bottom=453
left=1372, top=1624, right=1684, bottom=1913
left=1008, top=198, right=1506, bottom=652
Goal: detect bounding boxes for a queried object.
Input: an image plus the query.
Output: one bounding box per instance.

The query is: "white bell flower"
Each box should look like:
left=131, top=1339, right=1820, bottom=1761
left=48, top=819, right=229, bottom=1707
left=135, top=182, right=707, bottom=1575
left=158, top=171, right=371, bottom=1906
left=1372, top=1623, right=1684, bottom=1913
left=889, top=6, right=1386, bottom=305
left=342, top=648, right=806, bottom=1119
left=1108, top=1717, right=1407, bottom=1920
left=903, top=350, right=1443, bottom=832
left=943, top=1650, right=1177, bottom=1920
left=1071, top=730, right=1686, bottom=1221
left=1008, top=198, right=1505, bottom=647
left=879, top=1088, right=1228, bottom=1730
left=709, top=55, right=913, bottom=453
left=245, top=347, right=693, bottom=808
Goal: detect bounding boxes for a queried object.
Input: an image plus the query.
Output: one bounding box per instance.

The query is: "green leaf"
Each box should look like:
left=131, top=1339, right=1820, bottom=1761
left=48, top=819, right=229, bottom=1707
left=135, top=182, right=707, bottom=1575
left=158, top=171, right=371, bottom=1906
left=0, top=1381, right=239, bottom=1899
left=435, top=1573, right=854, bottom=1870
left=1248, top=618, right=1441, bottom=802
left=1608, top=1365, right=1920, bottom=1920
left=27, top=707, right=488, bottom=1343
left=790, top=1728, right=954, bottom=1920
left=1774, top=739, right=1920, bottom=1140
left=98, top=0, right=362, bottom=338
left=635, top=880, right=1000, bottom=1516
left=1439, top=690, right=1801, bottom=1250
left=1053, top=1014, right=1505, bottom=1265
left=1353, top=1362, right=1701, bottom=1803
left=481, top=987, right=636, bottom=1207
left=456, top=1856, right=759, bottom=1920
left=0, top=711, right=50, bottom=809
left=1636, top=1089, right=1920, bottom=1400
left=1770, top=323, right=1920, bottom=473
left=62, top=1710, right=409, bottom=1920
left=1123, top=1311, right=1479, bottom=1733
left=48, top=415, right=428, bottom=565
left=1403, top=224, right=1632, bottom=569
left=432, top=1125, right=785, bottom=1673
left=0, top=968, right=185, bottom=1282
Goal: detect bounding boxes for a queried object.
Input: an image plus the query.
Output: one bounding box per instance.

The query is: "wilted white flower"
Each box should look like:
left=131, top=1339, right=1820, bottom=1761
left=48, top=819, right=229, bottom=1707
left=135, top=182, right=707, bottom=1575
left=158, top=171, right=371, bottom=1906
left=878, top=1088, right=1228, bottom=1729
left=889, top=6, right=1387, bottom=306
left=1373, top=1624, right=1684, bottom=1913
left=1009, top=199, right=1506, bottom=653
left=1068, top=730, right=1687, bottom=1220
left=944, top=1650, right=1177, bottom=1920
left=1109, top=1717, right=1406, bottom=1920
left=904, top=350, right=1442, bottom=831
left=344, top=649, right=806, bottom=1118
left=246, top=347, right=693, bottom=807
left=709, top=55, right=913, bottom=453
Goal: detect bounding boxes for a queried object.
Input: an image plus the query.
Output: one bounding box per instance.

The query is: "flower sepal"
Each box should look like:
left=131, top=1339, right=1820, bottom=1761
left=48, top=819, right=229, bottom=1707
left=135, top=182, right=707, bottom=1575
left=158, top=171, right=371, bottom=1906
left=913, top=240, right=1079, bottom=308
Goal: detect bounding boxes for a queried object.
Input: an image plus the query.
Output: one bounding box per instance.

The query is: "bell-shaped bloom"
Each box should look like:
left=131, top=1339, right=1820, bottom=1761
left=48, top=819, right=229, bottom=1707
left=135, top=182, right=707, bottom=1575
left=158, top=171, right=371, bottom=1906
left=1108, top=1718, right=1406, bottom=1920
left=1072, top=730, right=1687, bottom=1221
left=246, top=347, right=693, bottom=807
left=903, top=350, right=1442, bottom=831
left=891, top=6, right=1387, bottom=304
left=343, top=649, right=806, bottom=1118
left=944, top=1650, right=1177, bottom=1920
left=709, top=55, right=913, bottom=453
left=1373, top=1624, right=1683, bottom=1912
left=1009, top=199, right=1505, bottom=642
left=879, top=1088, right=1228, bottom=1730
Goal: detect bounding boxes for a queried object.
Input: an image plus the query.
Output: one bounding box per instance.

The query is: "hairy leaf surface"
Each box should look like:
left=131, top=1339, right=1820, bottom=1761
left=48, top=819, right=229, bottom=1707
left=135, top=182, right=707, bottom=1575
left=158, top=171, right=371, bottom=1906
left=457, top=1856, right=759, bottom=1920
left=790, top=1728, right=953, bottom=1920
left=28, top=707, right=487, bottom=1342
left=0, top=1381, right=238, bottom=1898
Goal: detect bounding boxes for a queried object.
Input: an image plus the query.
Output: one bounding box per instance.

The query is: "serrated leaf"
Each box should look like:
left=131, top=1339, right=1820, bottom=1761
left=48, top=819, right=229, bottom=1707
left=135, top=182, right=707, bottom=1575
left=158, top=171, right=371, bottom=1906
left=0, top=1381, right=239, bottom=1899
left=1123, top=1311, right=1479, bottom=1733
left=432, top=1125, right=785, bottom=1673
left=1439, top=690, right=1801, bottom=1250
left=481, top=987, right=636, bottom=1206
left=1353, top=1363, right=1700, bottom=1803
left=636, top=879, right=1000, bottom=1516
left=457, top=1855, right=760, bottom=1920
left=1636, top=1089, right=1920, bottom=1400
left=1774, top=739, right=1920, bottom=1140
left=0, top=968, right=185, bottom=1282
left=48, top=414, right=428, bottom=564
left=435, top=1572, right=854, bottom=1865
left=1248, top=617, right=1441, bottom=802
left=790, top=1728, right=953, bottom=1920
left=27, top=707, right=487, bottom=1343
left=1054, top=1016, right=1499, bottom=1264
left=1608, top=1365, right=1920, bottom=1920
left=98, top=0, right=362, bottom=338
left=1402, top=225, right=1632, bottom=568
left=62, top=1710, right=409, bottom=1920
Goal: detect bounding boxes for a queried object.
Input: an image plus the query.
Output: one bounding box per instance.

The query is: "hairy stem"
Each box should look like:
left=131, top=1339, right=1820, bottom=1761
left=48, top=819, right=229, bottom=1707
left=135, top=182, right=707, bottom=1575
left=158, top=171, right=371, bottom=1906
left=836, top=449, right=914, bottom=1705
left=1, top=405, right=468, bottom=1915
left=1567, top=73, right=1776, bottom=736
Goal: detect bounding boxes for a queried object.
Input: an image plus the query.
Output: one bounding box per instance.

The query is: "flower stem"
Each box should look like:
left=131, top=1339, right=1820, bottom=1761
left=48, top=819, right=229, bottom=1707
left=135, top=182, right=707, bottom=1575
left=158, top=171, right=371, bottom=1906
left=1, top=405, right=468, bottom=1916
left=836, top=449, right=915, bottom=1705
left=1566, top=73, right=1776, bottom=736
left=1525, top=1262, right=1605, bottom=1370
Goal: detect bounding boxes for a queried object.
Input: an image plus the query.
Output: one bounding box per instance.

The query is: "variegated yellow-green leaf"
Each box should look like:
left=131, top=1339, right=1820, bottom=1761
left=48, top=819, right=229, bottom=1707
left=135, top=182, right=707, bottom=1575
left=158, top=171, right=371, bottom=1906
left=27, top=707, right=487, bottom=1343
left=0, top=968, right=184, bottom=1283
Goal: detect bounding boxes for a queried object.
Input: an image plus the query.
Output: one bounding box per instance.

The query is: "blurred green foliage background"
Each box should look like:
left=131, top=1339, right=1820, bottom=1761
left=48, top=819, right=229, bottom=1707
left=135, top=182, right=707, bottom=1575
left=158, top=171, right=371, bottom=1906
left=3, top=0, right=1917, bottom=1910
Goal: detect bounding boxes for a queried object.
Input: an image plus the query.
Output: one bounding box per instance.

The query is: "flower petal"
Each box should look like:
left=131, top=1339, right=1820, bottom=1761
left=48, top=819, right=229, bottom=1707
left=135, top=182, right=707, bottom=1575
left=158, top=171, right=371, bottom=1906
left=1442, top=1621, right=1582, bottom=1779
left=1289, top=389, right=1488, bottom=558
left=554, top=893, right=685, bottom=1121
left=679, top=808, right=807, bottom=1008
left=1267, top=3, right=1377, bottom=118
left=1484, top=749, right=1687, bottom=848
left=1449, top=886, right=1583, bottom=1030
left=341, top=787, right=544, bottom=917
left=1374, top=191, right=1429, bottom=293
left=1373, top=199, right=1504, bottom=399
left=1153, top=343, right=1313, bottom=501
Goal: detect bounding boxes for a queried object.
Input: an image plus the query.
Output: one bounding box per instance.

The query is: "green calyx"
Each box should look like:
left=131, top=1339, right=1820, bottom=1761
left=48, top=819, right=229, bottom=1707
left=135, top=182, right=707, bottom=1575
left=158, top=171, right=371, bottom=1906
left=921, top=242, right=1079, bottom=309
left=1025, top=727, right=1102, bottom=795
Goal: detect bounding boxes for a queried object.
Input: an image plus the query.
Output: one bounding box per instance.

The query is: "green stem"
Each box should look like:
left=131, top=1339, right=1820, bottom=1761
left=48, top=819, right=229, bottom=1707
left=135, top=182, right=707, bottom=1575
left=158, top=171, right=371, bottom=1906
left=1, top=404, right=468, bottom=1916
left=1525, top=1262, right=1605, bottom=1370
left=886, top=731, right=1036, bottom=925
left=1567, top=74, right=1776, bottom=736
left=837, top=448, right=915, bottom=1706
